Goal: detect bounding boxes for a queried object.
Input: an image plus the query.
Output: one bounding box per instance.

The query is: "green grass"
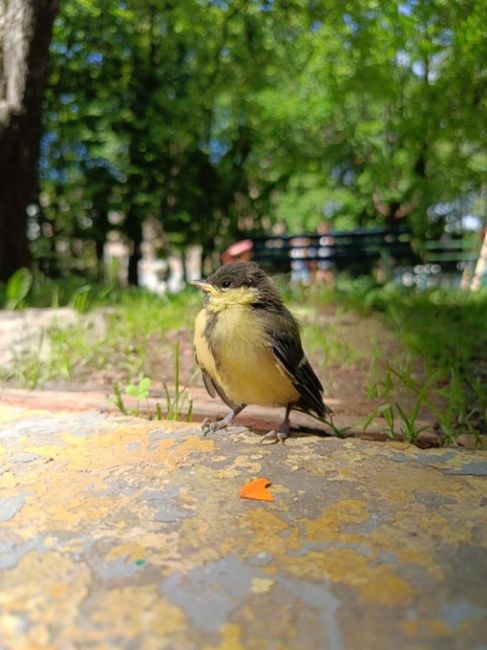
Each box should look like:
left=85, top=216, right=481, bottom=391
left=108, top=342, right=194, bottom=421
left=295, top=278, right=487, bottom=444
left=0, top=274, right=200, bottom=388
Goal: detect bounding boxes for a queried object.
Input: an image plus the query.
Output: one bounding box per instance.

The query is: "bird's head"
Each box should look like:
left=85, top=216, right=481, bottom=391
left=192, top=262, right=282, bottom=311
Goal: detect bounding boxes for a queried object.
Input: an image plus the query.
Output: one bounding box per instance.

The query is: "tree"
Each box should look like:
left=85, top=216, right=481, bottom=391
left=0, top=0, right=59, bottom=281
left=40, top=0, right=281, bottom=283
left=253, top=0, right=487, bottom=236
left=35, top=0, right=486, bottom=282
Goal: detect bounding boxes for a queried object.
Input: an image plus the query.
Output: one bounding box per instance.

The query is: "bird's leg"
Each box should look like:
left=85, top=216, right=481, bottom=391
left=202, top=404, right=246, bottom=436
left=261, top=405, right=292, bottom=444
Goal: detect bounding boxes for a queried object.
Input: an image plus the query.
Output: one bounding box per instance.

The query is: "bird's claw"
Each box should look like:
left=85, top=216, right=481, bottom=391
left=201, top=417, right=232, bottom=436
left=260, top=430, right=288, bottom=445
left=201, top=418, right=217, bottom=436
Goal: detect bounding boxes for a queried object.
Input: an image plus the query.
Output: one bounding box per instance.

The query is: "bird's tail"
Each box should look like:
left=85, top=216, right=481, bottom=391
left=294, top=402, right=350, bottom=438
left=296, top=397, right=333, bottom=418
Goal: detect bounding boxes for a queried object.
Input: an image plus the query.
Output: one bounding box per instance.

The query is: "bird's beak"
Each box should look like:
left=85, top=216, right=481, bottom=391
left=191, top=280, right=219, bottom=297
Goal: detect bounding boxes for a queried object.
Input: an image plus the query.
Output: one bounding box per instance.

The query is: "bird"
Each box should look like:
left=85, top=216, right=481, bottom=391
left=192, top=261, right=332, bottom=443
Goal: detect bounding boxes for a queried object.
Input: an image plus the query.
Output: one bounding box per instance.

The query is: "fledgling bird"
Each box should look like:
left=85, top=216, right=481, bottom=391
left=192, top=262, right=331, bottom=443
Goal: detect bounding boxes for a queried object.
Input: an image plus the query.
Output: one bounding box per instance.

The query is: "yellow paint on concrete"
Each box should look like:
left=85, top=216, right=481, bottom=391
left=236, top=508, right=302, bottom=557
left=401, top=618, right=454, bottom=638
left=251, top=578, right=274, bottom=594
left=0, top=552, right=90, bottom=648
left=206, top=623, right=246, bottom=650
left=162, top=435, right=215, bottom=469
left=153, top=420, right=194, bottom=433
left=18, top=483, right=118, bottom=528
left=106, top=543, right=146, bottom=563
left=0, top=470, right=17, bottom=489
left=19, top=442, right=65, bottom=459
left=212, top=453, right=263, bottom=479
left=0, top=408, right=485, bottom=648
left=303, top=499, right=369, bottom=540
left=269, top=483, right=290, bottom=496
left=87, top=586, right=188, bottom=646
left=286, top=548, right=414, bottom=606
left=371, top=461, right=466, bottom=504
left=0, top=404, right=49, bottom=424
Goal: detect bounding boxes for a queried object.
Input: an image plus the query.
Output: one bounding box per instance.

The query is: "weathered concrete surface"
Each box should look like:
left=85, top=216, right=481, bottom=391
left=0, top=405, right=486, bottom=650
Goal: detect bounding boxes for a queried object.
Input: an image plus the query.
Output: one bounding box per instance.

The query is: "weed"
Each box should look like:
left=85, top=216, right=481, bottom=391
left=70, top=285, right=91, bottom=313
left=108, top=377, right=152, bottom=417
left=5, top=268, right=33, bottom=309
left=366, top=403, right=396, bottom=439
left=108, top=343, right=194, bottom=421
left=394, top=402, right=431, bottom=443
left=161, top=341, right=195, bottom=421
left=108, top=383, right=128, bottom=415
left=6, top=331, right=46, bottom=389
left=288, top=279, right=487, bottom=444
left=126, top=376, right=151, bottom=403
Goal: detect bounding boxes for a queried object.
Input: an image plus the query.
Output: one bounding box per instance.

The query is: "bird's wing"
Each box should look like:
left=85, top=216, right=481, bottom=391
left=201, top=368, right=216, bottom=398
left=195, top=349, right=238, bottom=409
left=264, top=309, right=331, bottom=417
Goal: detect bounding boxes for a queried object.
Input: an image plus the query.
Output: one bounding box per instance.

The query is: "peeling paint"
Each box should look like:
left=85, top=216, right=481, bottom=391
left=161, top=556, right=257, bottom=632
left=0, top=494, right=25, bottom=521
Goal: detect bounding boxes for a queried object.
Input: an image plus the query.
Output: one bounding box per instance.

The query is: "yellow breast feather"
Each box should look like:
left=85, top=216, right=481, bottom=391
left=194, top=303, right=299, bottom=408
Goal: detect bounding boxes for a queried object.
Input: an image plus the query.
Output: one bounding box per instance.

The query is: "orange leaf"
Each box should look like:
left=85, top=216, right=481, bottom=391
left=239, top=477, right=274, bottom=502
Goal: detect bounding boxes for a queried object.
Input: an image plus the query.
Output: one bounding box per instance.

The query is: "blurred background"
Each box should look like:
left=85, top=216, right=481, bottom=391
left=0, top=0, right=486, bottom=444
left=1, top=0, right=486, bottom=291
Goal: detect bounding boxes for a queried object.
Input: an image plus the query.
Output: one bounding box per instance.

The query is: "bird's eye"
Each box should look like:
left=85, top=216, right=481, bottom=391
left=246, top=278, right=254, bottom=286
left=221, top=280, right=231, bottom=288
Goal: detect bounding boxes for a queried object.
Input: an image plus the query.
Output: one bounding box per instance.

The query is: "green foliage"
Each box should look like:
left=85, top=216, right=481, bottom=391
left=32, top=0, right=486, bottom=280
left=69, top=285, right=91, bottom=313
left=108, top=383, right=128, bottom=416
left=161, top=341, right=195, bottom=421
left=308, top=279, right=487, bottom=443
left=125, top=376, right=151, bottom=402
left=365, top=365, right=439, bottom=444
left=8, top=332, right=46, bottom=389
left=108, top=343, right=194, bottom=422
left=108, top=377, right=155, bottom=417
left=39, top=0, right=290, bottom=277
left=0, top=283, right=199, bottom=389
left=5, top=268, right=33, bottom=309
left=363, top=403, right=396, bottom=440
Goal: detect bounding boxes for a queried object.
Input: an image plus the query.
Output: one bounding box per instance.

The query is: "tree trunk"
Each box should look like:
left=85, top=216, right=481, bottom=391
left=470, top=227, right=487, bottom=291
left=180, top=249, right=188, bottom=285
left=0, top=0, right=59, bottom=281
left=126, top=208, right=142, bottom=286
left=95, top=236, right=105, bottom=281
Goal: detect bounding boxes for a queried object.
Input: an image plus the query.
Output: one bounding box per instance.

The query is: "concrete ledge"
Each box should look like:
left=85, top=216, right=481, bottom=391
left=0, top=386, right=441, bottom=446
left=0, top=405, right=485, bottom=648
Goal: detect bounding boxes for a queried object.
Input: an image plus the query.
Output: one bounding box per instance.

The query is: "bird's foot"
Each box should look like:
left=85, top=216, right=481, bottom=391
left=260, top=429, right=289, bottom=444
left=201, top=404, right=246, bottom=436
left=201, top=415, right=233, bottom=436
left=260, top=417, right=291, bottom=445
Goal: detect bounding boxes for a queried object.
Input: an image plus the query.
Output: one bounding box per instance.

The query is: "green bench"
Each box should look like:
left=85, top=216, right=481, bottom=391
left=249, top=228, right=479, bottom=280
left=251, top=228, right=417, bottom=276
